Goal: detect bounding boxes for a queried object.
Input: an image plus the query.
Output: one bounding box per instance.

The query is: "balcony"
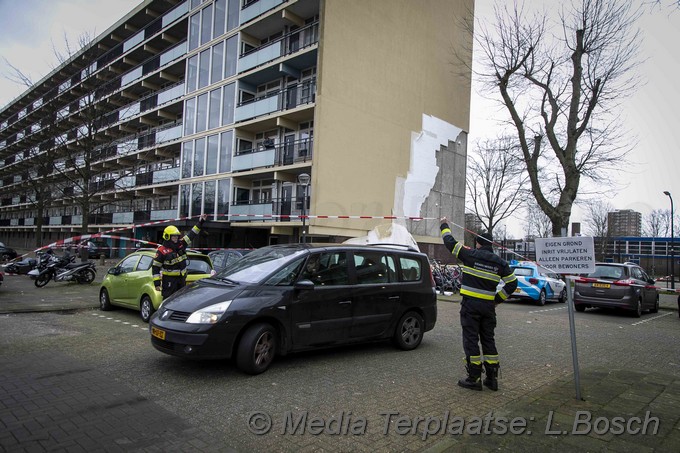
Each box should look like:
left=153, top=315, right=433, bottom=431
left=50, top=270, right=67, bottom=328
left=240, top=0, right=286, bottom=25
left=230, top=196, right=308, bottom=222
left=238, top=21, right=318, bottom=74
left=235, top=78, right=316, bottom=123
left=232, top=138, right=312, bottom=172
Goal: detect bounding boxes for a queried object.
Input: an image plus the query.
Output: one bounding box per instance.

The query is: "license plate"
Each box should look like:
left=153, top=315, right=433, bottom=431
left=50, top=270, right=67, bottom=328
left=151, top=326, right=166, bottom=340
left=592, top=283, right=610, bottom=289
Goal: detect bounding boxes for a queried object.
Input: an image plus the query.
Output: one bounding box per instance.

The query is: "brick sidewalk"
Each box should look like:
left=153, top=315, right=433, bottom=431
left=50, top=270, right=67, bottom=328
left=0, top=351, right=229, bottom=452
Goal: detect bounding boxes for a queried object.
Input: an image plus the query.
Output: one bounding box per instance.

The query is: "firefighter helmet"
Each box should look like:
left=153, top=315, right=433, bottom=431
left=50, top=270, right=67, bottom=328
left=163, top=225, right=181, bottom=240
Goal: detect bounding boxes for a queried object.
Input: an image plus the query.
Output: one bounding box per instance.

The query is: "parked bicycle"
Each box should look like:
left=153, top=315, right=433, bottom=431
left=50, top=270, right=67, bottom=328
left=430, top=259, right=462, bottom=294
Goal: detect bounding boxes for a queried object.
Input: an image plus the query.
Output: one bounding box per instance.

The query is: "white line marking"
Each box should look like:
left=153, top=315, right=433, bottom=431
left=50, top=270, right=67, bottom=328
left=528, top=307, right=567, bottom=314
left=631, top=312, right=673, bottom=325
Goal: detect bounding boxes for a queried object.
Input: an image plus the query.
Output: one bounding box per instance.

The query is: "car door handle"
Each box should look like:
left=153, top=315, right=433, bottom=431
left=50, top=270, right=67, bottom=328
left=388, top=295, right=400, bottom=300
left=339, top=300, right=352, bottom=305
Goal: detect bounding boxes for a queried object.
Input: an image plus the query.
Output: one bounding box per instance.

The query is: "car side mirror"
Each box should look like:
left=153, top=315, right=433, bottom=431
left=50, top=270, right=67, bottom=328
left=294, top=279, right=315, bottom=290
left=108, top=267, right=120, bottom=276
left=648, top=278, right=655, bottom=285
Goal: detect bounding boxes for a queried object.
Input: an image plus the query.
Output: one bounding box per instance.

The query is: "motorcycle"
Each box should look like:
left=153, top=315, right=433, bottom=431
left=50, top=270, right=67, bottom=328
left=28, top=254, right=96, bottom=287
left=3, top=256, right=38, bottom=275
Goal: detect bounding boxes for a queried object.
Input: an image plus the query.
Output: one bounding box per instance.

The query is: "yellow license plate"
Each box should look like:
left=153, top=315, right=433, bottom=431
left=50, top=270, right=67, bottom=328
left=151, top=326, right=166, bottom=340
left=592, top=283, right=610, bottom=289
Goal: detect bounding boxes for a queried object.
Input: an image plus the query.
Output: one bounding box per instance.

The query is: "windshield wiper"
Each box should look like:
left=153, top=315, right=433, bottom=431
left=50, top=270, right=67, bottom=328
left=217, top=276, right=239, bottom=285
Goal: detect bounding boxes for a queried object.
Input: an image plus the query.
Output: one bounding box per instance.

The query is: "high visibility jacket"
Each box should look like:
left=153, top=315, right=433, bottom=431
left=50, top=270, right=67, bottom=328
left=440, top=223, right=517, bottom=302
left=152, top=222, right=202, bottom=285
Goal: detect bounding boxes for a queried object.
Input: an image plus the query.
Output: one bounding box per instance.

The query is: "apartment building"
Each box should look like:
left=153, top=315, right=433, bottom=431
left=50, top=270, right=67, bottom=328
left=0, top=0, right=473, bottom=255
left=607, top=209, right=642, bottom=237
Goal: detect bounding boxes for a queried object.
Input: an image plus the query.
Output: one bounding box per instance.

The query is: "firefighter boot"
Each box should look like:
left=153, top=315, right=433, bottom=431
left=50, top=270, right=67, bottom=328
left=483, top=363, right=500, bottom=391
left=458, top=363, right=483, bottom=391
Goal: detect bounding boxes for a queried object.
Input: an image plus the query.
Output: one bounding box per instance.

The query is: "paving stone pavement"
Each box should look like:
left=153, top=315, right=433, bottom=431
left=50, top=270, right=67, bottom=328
left=1, top=269, right=679, bottom=451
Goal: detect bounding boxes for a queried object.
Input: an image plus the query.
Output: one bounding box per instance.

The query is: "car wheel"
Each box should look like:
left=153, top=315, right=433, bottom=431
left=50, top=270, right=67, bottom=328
left=392, top=311, right=424, bottom=351
left=575, top=304, right=586, bottom=312
left=536, top=289, right=546, bottom=306
left=558, top=288, right=567, bottom=303
left=632, top=298, right=642, bottom=318
left=100, top=289, right=113, bottom=311
left=34, top=273, right=51, bottom=287
left=78, top=268, right=96, bottom=284
left=236, top=323, right=277, bottom=375
left=650, top=296, right=659, bottom=314
left=140, top=296, right=155, bottom=323
left=1, top=253, right=10, bottom=261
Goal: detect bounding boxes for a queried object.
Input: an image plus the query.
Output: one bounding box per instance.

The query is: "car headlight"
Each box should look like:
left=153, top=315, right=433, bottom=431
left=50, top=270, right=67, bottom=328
left=186, top=301, right=232, bottom=324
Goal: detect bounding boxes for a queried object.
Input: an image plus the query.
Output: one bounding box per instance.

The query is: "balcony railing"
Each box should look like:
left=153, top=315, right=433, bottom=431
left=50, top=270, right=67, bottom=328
left=240, top=0, right=286, bottom=25
left=229, top=196, right=308, bottom=222
left=238, top=21, right=318, bottom=73
left=232, top=138, right=312, bottom=172
left=235, top=79, right=316, bottom=122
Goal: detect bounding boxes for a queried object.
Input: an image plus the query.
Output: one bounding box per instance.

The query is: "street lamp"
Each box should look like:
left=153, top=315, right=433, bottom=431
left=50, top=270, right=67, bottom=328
left=298, top=173, right=310, bottom=243
left=664, top=191, right=674, bottom=289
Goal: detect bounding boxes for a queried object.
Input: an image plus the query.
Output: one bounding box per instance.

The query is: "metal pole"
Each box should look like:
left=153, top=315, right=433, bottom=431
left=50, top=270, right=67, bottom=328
left=301, top=190, right=307, bottom=244
left=565, top=276, right=583, bottom=400
left=664, top=191, right=674, bottom=289
left=671, top=197, right=675, bottom=289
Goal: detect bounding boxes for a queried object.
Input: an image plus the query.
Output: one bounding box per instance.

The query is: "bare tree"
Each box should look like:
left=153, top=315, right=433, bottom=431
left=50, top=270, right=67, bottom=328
left=3, top=31, right=160, bottom=250
left=471, top=0, right=643, bottom=237
left=583, top=199, right=613, bottom=260
left=643, top=209, right=670, bottom=237
left=524, top=202, right=553, bottom=238
left=466, top=136, right=529, bottom=237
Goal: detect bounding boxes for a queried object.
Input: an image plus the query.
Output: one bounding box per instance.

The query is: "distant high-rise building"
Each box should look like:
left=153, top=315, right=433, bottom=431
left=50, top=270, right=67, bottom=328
left=607, top=210, right=641, bottom=237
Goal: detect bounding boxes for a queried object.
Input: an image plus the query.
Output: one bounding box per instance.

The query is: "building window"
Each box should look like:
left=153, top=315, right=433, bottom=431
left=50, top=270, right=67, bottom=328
left=209, top=87, right=222, bottom=130
left=213, top=0, right=226, bottom=38
left=200, top=4, right=213, bottom=46
left=206, top=135, right=219, bottom=175
left=189, top=13, right=200, bottom=51
left=211, top=42, right=224, bottom=85
left=219, top=130, right=233, bottom=173
left=221, top=82, right=235, bottom=126
left=225, top=35, right=238, bottom=78
left=193, top=137, right=206, bottom=177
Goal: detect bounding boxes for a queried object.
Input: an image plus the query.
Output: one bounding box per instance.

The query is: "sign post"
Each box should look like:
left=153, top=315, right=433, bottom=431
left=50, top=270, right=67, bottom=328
left=534, top=236, right=595, bottom=401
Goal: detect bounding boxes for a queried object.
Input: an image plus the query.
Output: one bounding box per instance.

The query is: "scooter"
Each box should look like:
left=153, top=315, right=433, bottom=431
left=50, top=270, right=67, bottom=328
left=28, top=257, right=96, bottom=287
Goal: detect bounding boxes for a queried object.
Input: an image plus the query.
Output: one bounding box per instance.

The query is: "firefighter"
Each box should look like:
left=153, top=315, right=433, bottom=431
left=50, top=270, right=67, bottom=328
left=440, top=217, right=517, bottom=391
left=152, top=214, right=207, bottom=299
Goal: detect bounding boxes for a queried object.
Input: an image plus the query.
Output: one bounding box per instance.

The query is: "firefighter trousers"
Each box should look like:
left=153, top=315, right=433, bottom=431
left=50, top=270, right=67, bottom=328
left=161, top=274, right=186, bottom=299
left=459, top=297, right=498, bottom=364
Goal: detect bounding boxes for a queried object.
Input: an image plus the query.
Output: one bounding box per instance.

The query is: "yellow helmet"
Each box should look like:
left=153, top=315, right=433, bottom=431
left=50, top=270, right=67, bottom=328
left=163, top=225, right=181, bottom=240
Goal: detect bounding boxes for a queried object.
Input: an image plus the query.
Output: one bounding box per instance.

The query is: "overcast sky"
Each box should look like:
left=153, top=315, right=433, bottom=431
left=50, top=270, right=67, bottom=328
left=0, top=0, right=678, bottom=238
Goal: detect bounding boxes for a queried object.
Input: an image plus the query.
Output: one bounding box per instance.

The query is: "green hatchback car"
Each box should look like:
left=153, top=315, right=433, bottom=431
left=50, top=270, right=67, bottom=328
left=99, top=249, right=214, bottom=322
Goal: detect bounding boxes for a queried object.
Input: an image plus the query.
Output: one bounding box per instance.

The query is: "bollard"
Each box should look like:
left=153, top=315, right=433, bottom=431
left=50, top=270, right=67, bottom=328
left=100, top=255, right=106, bottom=266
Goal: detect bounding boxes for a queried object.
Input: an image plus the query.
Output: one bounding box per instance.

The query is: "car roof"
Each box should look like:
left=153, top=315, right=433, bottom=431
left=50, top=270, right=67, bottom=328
left=261, top=243, right=425, bottom=255
left=131, top=248, right=209, bottom=258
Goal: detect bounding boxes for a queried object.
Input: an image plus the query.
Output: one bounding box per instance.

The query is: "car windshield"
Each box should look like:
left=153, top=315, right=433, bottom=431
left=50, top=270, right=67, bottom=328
left=187, top=257, right=212, bottom=274
left=589, top=265, right=625, bottom=280
left=214, top=247, right=306, bottom=283
left=511, top=267, right=534, bottom=277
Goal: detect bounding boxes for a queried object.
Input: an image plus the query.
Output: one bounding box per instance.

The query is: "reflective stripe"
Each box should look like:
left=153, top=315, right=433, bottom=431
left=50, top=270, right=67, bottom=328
left=484, top=354, right=499, bottom=364
left=462, top=265, right=501, bottom=282
left=441, top=228, right=452, bottom=236
left=453, top=242, right=463, bottom=257
left=502, top=274, right=517, bottom=284
left=163, top=269, right=187, bottom=277
left=461, top=286, right=495, bottom=300
left=497, top=290, right=510, bottom=300
left=468, top=355, right=482, bottom=365
left=152, top=260, right=162, bottom=267
left=164, top=255, right=187, bottom=266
